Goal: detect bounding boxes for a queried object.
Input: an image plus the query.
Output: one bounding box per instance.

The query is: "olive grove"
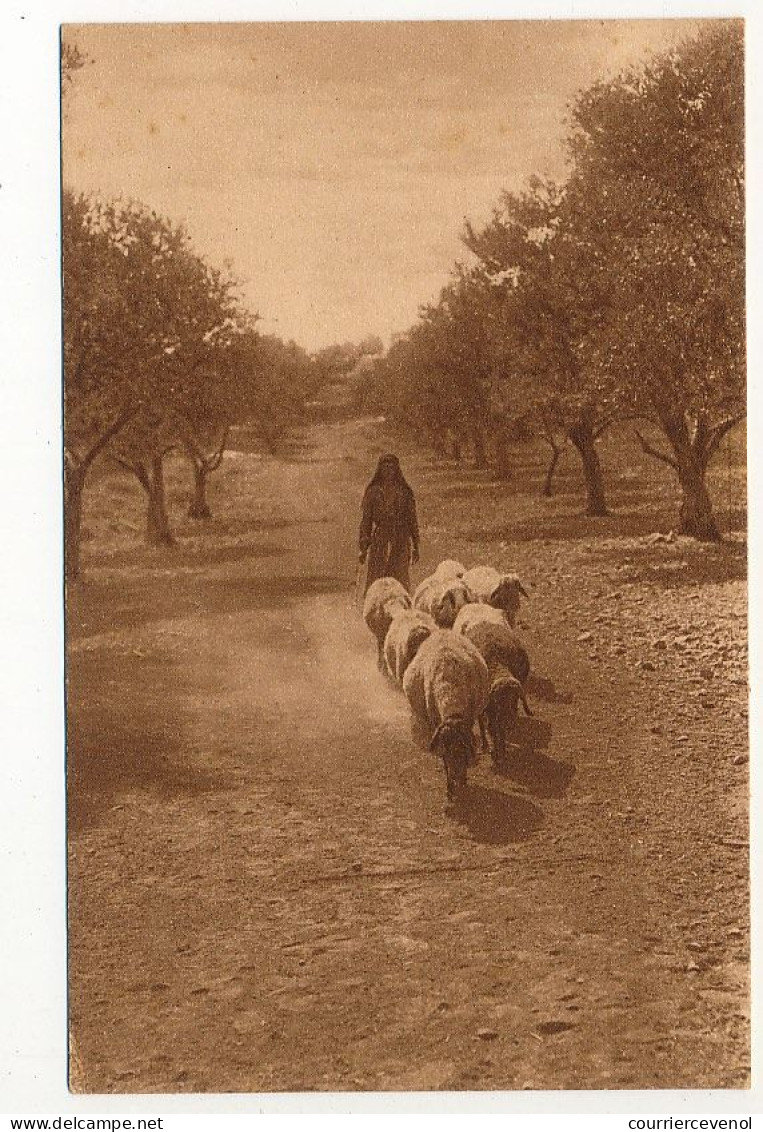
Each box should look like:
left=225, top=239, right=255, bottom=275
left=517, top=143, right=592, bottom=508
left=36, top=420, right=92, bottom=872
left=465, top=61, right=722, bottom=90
left=362, top=23, right=744, bottom=539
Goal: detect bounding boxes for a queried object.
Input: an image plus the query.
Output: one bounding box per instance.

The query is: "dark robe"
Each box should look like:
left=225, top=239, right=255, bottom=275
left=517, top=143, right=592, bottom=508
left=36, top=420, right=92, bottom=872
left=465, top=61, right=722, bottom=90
left=359, top=482, right=419, bottom=594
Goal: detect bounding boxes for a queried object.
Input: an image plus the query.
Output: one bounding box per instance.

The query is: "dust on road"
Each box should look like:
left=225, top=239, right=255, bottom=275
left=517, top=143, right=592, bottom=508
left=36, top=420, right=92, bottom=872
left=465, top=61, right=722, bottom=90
left=67, top=418, right=749, bottom=1092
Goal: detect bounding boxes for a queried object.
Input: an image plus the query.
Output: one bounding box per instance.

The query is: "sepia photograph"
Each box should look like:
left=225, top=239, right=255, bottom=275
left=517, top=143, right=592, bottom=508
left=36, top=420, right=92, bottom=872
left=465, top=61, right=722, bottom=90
left=61, top=17, right=748, bottom=1094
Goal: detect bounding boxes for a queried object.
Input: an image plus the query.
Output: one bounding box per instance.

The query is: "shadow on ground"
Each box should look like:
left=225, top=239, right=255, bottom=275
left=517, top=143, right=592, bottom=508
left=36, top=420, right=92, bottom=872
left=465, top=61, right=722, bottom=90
left=466, top=504, right=747, bottom=547
left=83, top=538, right=291, bottom=572
left=67, top=703, right=225, bottom=835
left=527, top=673, right=574, bottom=704
left=451, top=782, right=543, bottom=845
left=591, top=539, right=747, bottom=589
left=68, top=571, right=348, bottom=640
left=415, top=433, right=746, bottom=549
left=492, top=724, right=576, bottom=800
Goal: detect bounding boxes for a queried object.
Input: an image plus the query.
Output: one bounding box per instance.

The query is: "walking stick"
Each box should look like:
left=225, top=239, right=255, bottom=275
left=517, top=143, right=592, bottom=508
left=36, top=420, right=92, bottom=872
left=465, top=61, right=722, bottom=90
left=354, top=558, right=365, bottom=612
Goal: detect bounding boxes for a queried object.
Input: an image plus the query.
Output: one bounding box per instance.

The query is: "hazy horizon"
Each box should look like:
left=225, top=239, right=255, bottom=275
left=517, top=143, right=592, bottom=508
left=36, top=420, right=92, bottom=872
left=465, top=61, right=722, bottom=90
left=62, top=19, right=705, bottom=351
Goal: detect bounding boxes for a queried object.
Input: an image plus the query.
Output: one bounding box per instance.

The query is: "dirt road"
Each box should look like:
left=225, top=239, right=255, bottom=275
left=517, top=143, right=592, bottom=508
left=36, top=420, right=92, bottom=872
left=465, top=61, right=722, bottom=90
left=67, top=417, right=749, bottom=1092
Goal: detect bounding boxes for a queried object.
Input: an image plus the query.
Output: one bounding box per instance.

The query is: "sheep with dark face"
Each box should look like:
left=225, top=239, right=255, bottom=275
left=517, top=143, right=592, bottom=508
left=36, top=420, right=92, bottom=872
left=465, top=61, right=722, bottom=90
left=461, top=565, right=529, bottom=626
left=413, top=574, right=473, bottom=629
left=383, top=609, right=438, bottom=686
left=403, top=630, right=490, bottom=802
left=454, top=614, right=532, bottom=763
left=363, top=577, right=412, bottom=670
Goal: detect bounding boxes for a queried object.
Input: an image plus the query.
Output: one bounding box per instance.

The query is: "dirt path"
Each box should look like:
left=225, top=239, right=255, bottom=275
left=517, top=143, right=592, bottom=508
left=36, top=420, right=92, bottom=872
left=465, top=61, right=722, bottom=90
left=67, top=418, right=749, bottom=1092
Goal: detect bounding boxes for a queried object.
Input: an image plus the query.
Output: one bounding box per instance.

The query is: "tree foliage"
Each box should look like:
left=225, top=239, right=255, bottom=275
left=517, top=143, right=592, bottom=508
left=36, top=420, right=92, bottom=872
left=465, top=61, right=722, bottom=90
left=226, top=331, right=320, bottom=450
left=363, top=22, right=744, bottom=537
left=64, top=191, right=241, bottom=461
left=62, top=190, right=243, bottom=571
left=562, top=21, right=745, bottom=538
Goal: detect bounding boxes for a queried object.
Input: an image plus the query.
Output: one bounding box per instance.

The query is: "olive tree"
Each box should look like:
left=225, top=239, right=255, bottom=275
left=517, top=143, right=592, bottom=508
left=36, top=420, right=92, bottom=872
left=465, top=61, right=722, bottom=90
left=63, top=192, right=241, bottom=571
left=563, top=21, right=744, bottom=539
left=464, top=181, right=615, bottom=515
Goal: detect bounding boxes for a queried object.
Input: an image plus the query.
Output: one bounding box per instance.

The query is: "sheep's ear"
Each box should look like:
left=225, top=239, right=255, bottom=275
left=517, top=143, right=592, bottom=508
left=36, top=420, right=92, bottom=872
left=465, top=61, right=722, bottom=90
left=518, top=581, right=529, bottom=599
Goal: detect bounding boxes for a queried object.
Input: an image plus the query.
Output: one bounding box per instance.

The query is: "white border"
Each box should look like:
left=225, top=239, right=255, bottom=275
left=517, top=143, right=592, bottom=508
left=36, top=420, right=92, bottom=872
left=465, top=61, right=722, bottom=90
left=0, top=0, right=758, bottom=1118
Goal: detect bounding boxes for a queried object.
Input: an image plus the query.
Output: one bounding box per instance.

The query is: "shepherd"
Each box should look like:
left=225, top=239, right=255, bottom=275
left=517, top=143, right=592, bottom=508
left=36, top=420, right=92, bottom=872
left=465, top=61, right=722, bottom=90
left=358, top=453, right=420, bottom=594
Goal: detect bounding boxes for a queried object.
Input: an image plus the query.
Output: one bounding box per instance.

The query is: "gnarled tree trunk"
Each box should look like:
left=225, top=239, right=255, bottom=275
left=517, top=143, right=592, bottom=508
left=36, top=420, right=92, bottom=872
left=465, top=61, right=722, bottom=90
left=542, top=439, right=562, bottom=498
left=568, top=418, right=608, bottom=516
left=182, top=426, right=227, bottom=520
left=634, top=409, right=745, bottom=543
left=676, top=453, right=719, bottom=541
left=145, top=454, right=173, bottom=545
left=63, top=409, right=139, bottom=581
left=64, top=463, right=86, bottom=581
left=122, top=454, right=175, bottom=547
left=658, top=414, right=722, bottom=542
left=188, top=461, right=212, bottom=520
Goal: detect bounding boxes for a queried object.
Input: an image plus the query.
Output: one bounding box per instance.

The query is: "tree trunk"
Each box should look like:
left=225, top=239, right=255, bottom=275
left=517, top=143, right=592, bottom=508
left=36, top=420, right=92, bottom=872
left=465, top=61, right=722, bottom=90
left=568, top=419, right=608, bottom=516
left=64, top=463, right=86, bottom=581
left=661, top=418, right=721, bottom=542
left=635, top=414, right=724, bottom=542
left=676, top=456, right=720, bottom=541
left=542, top=443, right=562, bottom=497
left=472, top=426, right=488, bottom=469
left=146, top=454, right=174, bottom=546
left=494, top=434, right=512, bottom=480
left=188, top=461, right=212, bottom=520
left=431, top=434, right=447, bottom=458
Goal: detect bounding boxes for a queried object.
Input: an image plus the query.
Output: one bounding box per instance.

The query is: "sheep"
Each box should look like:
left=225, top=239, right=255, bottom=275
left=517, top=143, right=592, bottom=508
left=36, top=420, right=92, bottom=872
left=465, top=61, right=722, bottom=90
left=383, top=609, right=438, bottom=686
left=461, top=565, right=529, bottom=626
left=452, top=601, right=509, bottom=637
left=403, top=629, right=490, bottom=801
left=432, top=558, right=466, bottom=581
left=456, top=617, right=532, bottom=764
left=363, top=577, right=412, bottom=670
left=413, top=574, right=473, bottom=628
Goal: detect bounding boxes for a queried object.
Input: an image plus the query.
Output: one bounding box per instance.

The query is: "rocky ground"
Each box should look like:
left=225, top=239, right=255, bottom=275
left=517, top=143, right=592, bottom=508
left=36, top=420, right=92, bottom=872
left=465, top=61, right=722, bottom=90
left=66, top=416, right=749, bottom=1093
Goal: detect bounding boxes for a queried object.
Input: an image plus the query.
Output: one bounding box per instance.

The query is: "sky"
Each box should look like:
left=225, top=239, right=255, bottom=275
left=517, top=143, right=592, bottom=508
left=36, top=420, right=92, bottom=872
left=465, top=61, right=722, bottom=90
left=62, top=19, right=704, bottom=351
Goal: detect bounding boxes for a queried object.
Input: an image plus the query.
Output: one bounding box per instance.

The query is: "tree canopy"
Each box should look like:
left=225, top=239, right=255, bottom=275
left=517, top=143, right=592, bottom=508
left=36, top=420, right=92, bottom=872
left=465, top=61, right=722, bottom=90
left=362, top=22, right=744, bottom=538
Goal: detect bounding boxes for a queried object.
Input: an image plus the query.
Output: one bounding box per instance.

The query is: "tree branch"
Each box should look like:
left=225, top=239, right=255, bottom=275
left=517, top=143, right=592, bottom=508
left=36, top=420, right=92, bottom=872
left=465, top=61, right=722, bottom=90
left=593, top=416, right=616, bottom=440
left=64, top=446, right=80, bottom=476
left=112, top=456, right=151, bottom=492
left=633, top=429, right=678, bottom=470
left=81, top=406, right=141, bottom=471
left=173, top=410, right=227, bottom=471
left=705, top=411, right=746, bottom=462
left=179, top=431, right=204, bottom=468
left=540, top=432, right=562, bottom=455
left=205, top=426, right=230, bottom=472
left=692, top=412, right=709, bottom=453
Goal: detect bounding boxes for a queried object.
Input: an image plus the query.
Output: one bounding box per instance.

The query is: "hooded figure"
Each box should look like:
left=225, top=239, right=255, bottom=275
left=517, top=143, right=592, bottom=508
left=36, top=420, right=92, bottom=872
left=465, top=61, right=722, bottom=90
left=359, top=454, right=420, bottom=594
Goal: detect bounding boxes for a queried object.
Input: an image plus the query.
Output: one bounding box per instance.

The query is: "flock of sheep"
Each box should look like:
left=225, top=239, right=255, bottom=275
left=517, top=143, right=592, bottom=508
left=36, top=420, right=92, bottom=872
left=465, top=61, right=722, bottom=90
left=362, top=560, right=533, bottom=802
